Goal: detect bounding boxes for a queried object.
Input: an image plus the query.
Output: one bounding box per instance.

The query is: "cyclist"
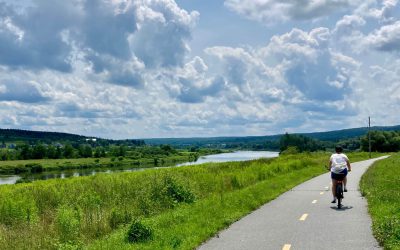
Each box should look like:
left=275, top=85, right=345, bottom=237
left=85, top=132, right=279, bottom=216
left=329, top=145, right=351, bottom=203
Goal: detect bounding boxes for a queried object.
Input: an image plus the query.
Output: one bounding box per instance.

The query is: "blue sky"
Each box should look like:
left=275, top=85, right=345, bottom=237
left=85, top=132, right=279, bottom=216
left=0, top=0, right=399, bottom=139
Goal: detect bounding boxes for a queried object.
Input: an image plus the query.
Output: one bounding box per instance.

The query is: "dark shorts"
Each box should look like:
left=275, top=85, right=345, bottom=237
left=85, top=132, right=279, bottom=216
left=331, top=168, right=348, bottom=180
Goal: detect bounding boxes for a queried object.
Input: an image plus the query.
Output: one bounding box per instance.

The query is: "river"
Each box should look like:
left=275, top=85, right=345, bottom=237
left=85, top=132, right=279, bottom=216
left=0, top=151, right=279, bottom=185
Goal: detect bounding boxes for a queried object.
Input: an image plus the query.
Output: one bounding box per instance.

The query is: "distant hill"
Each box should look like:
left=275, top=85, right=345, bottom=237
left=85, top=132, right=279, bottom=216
left=0, top=128, right=90, bottom=143
left=144, top=125, right=400, bottom=149
left=1, top=124, right=399, bottom=149
left=0, top=128, right=144, bottom=146
left=299, top=125, right=400, bottom=141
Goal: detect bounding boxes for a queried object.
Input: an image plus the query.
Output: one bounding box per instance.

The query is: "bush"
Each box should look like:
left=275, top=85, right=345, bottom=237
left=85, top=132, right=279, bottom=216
left=126, top=219, right=153, bottom=243
left=164, top=177, right=195, bottom=204
left=25, top=163, right=43, bottom=173
left=109, top=208, right=132, bottom=229
left=56, top=207, right=81, bottom=243
left=280, top=146, right=299, bottom=155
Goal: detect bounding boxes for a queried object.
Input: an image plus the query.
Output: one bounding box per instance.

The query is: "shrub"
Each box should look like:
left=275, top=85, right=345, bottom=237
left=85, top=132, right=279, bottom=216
left=280, top=146, right=299, bottom=155
left=25, top=163, right=43, bottom=173
left=164, top=176, right=195, bottom=204
left=109, top=208, right=132, bottom=229
left=56, top=207, right=81, bottom=243
left=126, top=219, right=153, bottom=243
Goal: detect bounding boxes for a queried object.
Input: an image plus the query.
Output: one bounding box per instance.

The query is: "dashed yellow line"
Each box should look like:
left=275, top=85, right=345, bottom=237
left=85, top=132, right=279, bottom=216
left=299, top=213, right=308, bottom=221
left=282, top=244, right=291, bottom=250
left=312, top=200, right=317, bottom=204
left=320, top=191, right=324, bottom=195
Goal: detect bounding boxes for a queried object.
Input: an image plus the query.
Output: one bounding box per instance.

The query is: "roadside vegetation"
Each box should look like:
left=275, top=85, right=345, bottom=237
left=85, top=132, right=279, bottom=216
left=0, top=151, right=378, bottom=249
left=360, top=153, right=400, bottom=250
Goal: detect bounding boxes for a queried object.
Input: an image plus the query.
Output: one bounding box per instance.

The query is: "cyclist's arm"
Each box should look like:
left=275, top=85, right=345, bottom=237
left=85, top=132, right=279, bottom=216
left=328, top=160, right=332, bottom=171
left=346, top=160, right=352, bottom=172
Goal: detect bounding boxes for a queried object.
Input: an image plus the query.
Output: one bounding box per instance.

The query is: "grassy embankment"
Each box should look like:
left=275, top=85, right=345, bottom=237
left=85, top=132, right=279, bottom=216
left=0, top=150, right=203, bottom=175
left=360, top=153, right=400, bottom=250
left=0, top=152, right=380, bottom=249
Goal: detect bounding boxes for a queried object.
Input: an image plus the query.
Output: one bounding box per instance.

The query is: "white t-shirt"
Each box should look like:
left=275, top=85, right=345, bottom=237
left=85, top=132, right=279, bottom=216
left=330, top=153, right=349, bottom=174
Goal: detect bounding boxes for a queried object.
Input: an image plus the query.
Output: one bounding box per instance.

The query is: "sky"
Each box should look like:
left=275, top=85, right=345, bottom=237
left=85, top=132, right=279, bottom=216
left=0, top=0, right=399, bottom=139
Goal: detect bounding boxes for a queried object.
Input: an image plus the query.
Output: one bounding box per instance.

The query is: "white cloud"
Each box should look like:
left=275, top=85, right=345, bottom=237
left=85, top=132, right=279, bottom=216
left=364, top=20, right=400, bottom=51
left=355, top=0, right=399, bottom=23
left=0, top=0, right=198, bottom=87
left=224, top=0, right=356, bottom=24
left=0, top=0, right=399, bottom=138
left=263, top=27, right=356, bottom=103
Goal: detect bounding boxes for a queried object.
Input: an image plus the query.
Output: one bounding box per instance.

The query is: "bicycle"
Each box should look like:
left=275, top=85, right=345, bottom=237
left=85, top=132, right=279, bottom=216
left=335, top=176, right=345, bottom=209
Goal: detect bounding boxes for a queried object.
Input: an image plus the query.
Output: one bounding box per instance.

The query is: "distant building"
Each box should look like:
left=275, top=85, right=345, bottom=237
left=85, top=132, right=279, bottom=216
left=8, top=143, right=16, bottom=149
left=85, top=138, right=97, bottom=142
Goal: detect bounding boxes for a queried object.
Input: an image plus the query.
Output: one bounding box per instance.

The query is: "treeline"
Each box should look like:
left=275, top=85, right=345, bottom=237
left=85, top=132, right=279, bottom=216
left=0, top=143, right=178, bottom=161
left=279, top=133, right=329, bottom=153
left=361, top=130, right=400, bottom=152
left=280, top=130, right=400, bottom=153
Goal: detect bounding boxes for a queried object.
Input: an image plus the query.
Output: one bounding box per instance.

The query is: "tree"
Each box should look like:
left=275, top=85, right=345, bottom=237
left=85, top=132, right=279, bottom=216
left=361, top=130, right=400, bottom=152
left=64, top=143, right=75, bottom=158
left=94, top=146, right=106, bottom=158
left=32, top=144, right=46, bottom=159
left=279, top=133, right=325, bottom=152
left=111, top=145, right=126, bottom=157
left=47, top=145, right=57, bottom=159
left=78, top=144, right=93, bottom=158
left=18, top=144, right=32, bottom=160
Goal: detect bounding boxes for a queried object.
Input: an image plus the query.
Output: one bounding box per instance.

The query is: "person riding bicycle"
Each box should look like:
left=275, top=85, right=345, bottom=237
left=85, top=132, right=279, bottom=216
left=329, top=145, right=351, bottom=203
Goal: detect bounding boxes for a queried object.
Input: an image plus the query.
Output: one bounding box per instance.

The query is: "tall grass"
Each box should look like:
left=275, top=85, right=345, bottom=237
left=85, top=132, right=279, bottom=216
left=0, top=152, right=378, bottom=249
left=360, top=153, right=400, bottom=250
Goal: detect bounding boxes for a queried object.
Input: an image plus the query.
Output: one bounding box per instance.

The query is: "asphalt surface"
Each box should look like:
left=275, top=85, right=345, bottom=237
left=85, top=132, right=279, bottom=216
left=198, top=156, right=389, bottom=250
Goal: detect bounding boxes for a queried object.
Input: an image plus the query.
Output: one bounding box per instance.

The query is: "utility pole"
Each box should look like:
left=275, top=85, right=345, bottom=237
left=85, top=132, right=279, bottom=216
left=368, top=116, right=371, bottom=159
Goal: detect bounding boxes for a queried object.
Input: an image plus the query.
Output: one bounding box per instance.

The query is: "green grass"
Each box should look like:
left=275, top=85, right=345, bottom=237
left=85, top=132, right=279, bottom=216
left=360, top=153, right=400, bottom=250
left=0, top=152, right=379, bottom=249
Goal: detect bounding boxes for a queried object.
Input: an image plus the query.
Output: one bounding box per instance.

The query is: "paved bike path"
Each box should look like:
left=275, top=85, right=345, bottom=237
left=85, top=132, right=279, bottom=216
left=198, top=156, right=388, bottom=250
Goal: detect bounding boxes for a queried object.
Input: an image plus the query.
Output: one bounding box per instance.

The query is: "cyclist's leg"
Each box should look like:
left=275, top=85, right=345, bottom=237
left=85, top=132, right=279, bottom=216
left=331, top=174, right=337, bottom=202
left=342, top=168, right=348, bottom=191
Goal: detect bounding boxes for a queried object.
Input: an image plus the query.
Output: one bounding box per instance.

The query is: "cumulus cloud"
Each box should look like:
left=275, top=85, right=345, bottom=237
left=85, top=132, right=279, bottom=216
left=0, top=79, right=49, bottom=103
left=264, top=27, right=354, bottom=102
left=364, top=20, right=400, bottom=52
left=224, top=0, right=355, bottom=24
left=0, top=1, right=76, bottom=71
left=0, top=0, right=198, bottom=87
left=355, top=0, right=399, bottom=23
left=131, top=0, right=198, bottom=68
left=164, top=56, right=226, bottom=103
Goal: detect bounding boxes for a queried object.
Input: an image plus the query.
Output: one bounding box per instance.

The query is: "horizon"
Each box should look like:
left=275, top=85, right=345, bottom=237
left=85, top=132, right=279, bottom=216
left=2, top=123, right=399, bottom=141
left=0, top=0, right=399, bottom=139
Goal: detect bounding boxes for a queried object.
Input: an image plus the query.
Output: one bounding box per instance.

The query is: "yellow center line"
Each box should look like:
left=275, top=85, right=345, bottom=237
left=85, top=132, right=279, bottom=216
left=312, top=200, right=317, bottom=204
left=320, top=191, right=324, bottom=195
left=299, top=213, right=308, bottom=221
left=282, top=244, right=291, bottom=250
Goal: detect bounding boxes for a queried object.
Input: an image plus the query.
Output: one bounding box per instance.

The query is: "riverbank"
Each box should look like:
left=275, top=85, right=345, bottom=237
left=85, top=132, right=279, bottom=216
left=0, top=151, right=381, bottom=249
left=0, top=150, right=204, bottom=175
left=360, top=153, right=400, bottom=249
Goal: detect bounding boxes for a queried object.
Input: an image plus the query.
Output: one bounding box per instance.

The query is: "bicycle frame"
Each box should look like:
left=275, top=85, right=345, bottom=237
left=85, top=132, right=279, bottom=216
left=336, top=179, right=344, bottom=209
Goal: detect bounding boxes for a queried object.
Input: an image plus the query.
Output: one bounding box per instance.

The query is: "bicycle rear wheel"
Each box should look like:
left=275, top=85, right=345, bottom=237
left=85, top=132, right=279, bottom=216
left=336, top=183, right=343, bottom=209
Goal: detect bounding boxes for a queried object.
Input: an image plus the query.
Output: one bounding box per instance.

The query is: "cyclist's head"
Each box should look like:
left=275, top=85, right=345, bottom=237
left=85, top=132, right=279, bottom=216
left=335, top=145, right=343, bottom=153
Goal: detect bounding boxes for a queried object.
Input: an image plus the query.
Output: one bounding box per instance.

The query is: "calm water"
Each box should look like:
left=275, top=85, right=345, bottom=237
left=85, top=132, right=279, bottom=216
left=0, top=151, right=278, bottom=185
left=177, top=151, right=279, bottom=166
